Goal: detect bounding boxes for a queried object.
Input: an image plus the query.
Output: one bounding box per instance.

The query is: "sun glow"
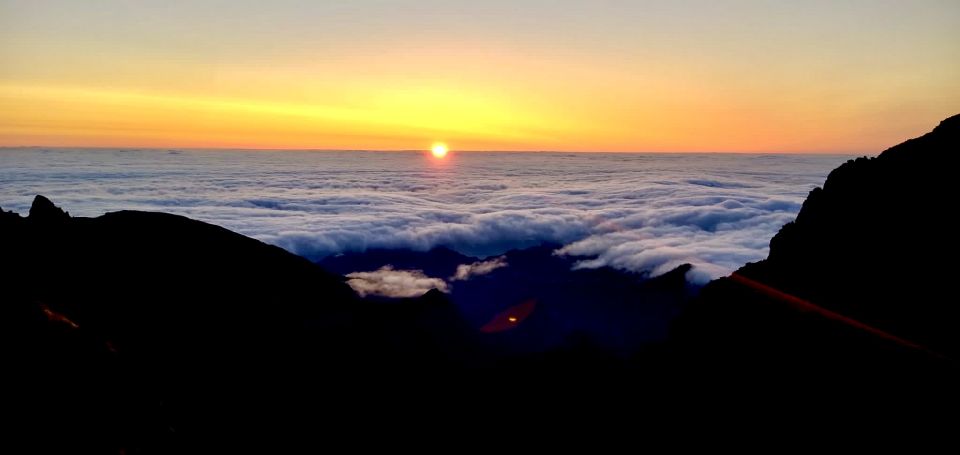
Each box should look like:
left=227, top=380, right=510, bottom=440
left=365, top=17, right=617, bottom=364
left=431, top=143, right=449, bottom=158
left=1, top=3, right=956, bottom=152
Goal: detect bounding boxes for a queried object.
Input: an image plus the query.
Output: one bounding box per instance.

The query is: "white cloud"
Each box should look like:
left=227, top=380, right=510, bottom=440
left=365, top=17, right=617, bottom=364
left=0, top=149, right=852, bottom=281
left=345, top=266, right=449, bottom=298
left=451, top=256, right=507, bottom=281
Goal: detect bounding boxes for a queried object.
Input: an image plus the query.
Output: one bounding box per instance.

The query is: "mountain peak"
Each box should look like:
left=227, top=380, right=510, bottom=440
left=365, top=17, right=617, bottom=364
left=28, top=195, right=70, bottom=223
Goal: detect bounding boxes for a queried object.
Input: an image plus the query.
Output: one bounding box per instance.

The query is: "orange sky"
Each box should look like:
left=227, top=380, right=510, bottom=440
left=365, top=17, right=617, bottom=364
left=1, top=1, right=958, bottom=153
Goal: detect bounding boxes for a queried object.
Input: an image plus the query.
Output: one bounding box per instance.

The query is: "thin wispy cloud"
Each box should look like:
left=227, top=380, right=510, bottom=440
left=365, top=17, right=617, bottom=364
left=451, top=257, right=507, bottom=281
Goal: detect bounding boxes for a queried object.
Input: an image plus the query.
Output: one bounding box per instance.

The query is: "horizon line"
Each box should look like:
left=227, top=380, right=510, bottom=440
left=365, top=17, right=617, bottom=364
left=0, top=145, right=872, bottom=156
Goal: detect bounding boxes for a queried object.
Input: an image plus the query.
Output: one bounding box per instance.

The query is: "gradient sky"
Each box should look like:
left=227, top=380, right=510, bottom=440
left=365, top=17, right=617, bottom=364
left=1, top=0, right=958, bottom=152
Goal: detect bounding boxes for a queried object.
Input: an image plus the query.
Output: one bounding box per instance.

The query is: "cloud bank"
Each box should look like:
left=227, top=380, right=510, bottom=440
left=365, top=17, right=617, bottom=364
left=0, top=149, right=853, bottom=281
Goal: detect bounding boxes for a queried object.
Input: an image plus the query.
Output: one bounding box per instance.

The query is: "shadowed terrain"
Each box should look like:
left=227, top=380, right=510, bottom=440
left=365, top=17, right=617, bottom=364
left=671, top=114, right=960, bottom=373
left=1, top=197, right=485, bottom=449
left=3, top=114, right=959, bottom=450
left=2, top=194, right=690, bottom=449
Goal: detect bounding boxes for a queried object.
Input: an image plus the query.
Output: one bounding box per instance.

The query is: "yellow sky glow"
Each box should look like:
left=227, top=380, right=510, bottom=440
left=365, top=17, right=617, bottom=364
left=1, top=1, right=958, bottom=153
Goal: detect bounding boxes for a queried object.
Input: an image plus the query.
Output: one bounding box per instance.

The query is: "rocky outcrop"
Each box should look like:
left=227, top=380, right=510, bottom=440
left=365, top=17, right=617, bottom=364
left=27, top=194, right=70, bottom=222
left=671, top=114, right=960, bottom=371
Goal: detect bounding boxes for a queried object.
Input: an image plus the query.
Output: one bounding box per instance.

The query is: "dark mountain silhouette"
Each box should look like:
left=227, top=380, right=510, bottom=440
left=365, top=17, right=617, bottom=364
left=5, top=114, right=960, bottom=449
left=0, top=197, right=494, bottom=450
left=670, top=114, right=960, bottom=373
left=3, top=196, right=691, bottom=450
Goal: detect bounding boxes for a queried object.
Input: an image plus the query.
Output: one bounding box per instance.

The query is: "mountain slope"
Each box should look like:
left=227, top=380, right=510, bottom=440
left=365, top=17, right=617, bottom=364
left=671, top=114, right=960, bottom=369
left=0, top=197, right=479, bottom=450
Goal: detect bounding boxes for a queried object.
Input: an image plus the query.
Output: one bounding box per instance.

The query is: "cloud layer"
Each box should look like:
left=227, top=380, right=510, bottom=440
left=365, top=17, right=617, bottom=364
left=0, top=149, right=853, bottom=280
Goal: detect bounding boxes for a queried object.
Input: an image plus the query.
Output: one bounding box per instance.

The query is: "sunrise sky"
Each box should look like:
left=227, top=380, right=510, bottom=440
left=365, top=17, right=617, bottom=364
left=1, top=0, right=958, bottom=152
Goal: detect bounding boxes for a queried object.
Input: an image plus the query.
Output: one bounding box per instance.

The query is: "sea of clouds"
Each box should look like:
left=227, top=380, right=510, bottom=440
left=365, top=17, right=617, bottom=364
left=0, top=148, right=856, bottom=283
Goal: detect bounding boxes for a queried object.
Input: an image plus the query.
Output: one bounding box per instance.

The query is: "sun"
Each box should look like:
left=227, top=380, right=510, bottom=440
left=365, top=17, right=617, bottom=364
left=431, top=143, right=449, bottom=158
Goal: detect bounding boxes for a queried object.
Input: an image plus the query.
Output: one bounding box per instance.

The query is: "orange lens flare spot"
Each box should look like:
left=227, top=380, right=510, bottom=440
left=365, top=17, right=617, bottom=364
left=480, top=300, right=537, bottom=333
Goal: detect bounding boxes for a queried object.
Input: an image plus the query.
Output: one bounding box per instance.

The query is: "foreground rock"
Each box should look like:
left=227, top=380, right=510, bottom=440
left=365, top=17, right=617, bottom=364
left=671, top=114, right=960, bottom=373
